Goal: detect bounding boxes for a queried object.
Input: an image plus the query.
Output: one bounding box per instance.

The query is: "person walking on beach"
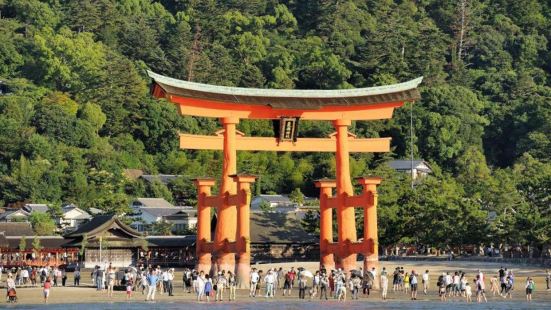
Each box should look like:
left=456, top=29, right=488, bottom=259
left=277, top=268, right=284, bottom=289
left=350, top=275, right=361, bottom=300
left=264, top=270, right=275, bottom=298
left=422, top=270, right=429, bottom=294
left=216, top=271, right=227, bottom=301
left=249, top=268, right=259, bottom=297
left=410, top=270, right=418, bottom=300
left=126, top=273, right=134, bottom=300
left=437, top=273, right=446, bottom=301
left=145, top=269, right=158, bottom=302
left=465, top=282, right=472, bottom=302
left=228, top=271, right=236, bottom=301
left=311, top=271, right=320, bottom=299
left=380, top=267, right=388, bottom=301
left=6, top=273, right=16, bottom=302
left=106, top=264, right=116, bottom=298
left=196, top=271, right=206, bottom=301
left=475, top=276, right=487, bottom=303
left=168, top=268, right=175, bottom=296
left=320, top=271, right=329, bottom=300
left=204, top=274, right=213, bottom=302
left=525, top=277, right=535, bottom=302
left=298, top=274, right=307, bottom=299
left=74, top=269, right=80, bottom=286
left=336, top=272, right=346, bottom=302
left=546, top=269, right=551, bottom=290
left=43, top=276, right=51, bottom=303
left=404, top=272, right=410, bottom=294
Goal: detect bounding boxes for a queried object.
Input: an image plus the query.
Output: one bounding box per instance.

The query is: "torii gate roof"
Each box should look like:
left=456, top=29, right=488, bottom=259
left=148, top=70, right=422, bottom=110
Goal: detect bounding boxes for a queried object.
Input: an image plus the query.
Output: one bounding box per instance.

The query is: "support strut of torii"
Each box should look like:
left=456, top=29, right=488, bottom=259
left=147, top=70, right=422, bottom=285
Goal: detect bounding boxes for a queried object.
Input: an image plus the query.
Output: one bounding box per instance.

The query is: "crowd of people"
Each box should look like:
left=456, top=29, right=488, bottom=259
left=2, top=263, right=546, bottom=303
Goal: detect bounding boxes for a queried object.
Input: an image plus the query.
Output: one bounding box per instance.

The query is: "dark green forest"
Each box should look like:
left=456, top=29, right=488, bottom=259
left=0, top=0, right=550, bottom=250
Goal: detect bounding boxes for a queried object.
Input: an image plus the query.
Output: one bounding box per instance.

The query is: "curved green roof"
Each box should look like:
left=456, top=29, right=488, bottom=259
left=148, top=70, right=422, bottom=109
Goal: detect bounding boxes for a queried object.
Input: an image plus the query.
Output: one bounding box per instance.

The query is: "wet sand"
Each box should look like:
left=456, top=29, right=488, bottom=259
left=5, top=260, right=551, bottom=306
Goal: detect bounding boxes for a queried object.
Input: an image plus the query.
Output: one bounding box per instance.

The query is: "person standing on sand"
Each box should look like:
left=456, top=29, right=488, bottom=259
left=145, top=269, right=158, bottom=302
left=228, top=271, right=237, bottom=301
left=546, top=269, right=551, bottom=290
left=380, top=267, right=388, bottom=301
left=264, top=270, right=275, bottom=298
left=410, top=270, right=418, bottom=300
left=320, top=271, right=329, bottom=300
left=204, top=274, right=213, bottom=302
left=43, top=277, right=52, bottom=303
left=422, top=270, right=429, bottom=294
left=249, top=268, right=259, bottom=297
left=298, top=274, right=307, bottom=299
left=126, top=273, right=134, bottom=300
left=525, top=277, right=535, bottom=302
left=74, top=269, right=80, bottom=286
left=465, top=282, right=472, bottom=302
left=106, top=264, right=116, bottom=298
left=475, top=276, right=487, bottom=303
left=196, top=271, right=206, bottom=301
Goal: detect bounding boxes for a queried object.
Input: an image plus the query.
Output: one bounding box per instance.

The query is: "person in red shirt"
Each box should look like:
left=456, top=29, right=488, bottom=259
left=43, top=277, right=52, bottom=303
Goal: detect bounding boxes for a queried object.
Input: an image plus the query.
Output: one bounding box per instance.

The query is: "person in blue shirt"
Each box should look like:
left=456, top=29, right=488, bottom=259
left=146, top=269, right=158, bottom=301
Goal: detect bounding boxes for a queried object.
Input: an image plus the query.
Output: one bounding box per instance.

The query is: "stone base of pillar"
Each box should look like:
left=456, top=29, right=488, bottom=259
left=364, top=254, right=380, bottom=290
left=341, top=254, right=357, bottom=276
left=236, top=260, right=250, bottom=289
left=197, top=253, right=212, bottom=274
left=216, top=253, right=236, bottom=275
left=320, top=253, right=335, bottom=272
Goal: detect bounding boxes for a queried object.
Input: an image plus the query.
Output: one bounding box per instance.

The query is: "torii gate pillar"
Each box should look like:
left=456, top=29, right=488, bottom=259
left=334, top=119, right=357, bottom=272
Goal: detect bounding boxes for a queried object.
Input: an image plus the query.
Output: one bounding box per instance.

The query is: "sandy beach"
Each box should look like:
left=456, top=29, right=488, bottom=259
left=4, top=260, right=551, bottom=306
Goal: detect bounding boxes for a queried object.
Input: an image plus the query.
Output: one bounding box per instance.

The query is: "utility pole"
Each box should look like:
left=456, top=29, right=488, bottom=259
left=410, top=101, right=414, bottom=189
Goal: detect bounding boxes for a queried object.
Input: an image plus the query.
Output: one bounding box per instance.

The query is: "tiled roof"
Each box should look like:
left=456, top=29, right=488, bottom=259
left=140, top=174, right=182, bottom=185
left=23, top=204, right=49, bottom=213
left=134, top=198, right=174, bottom=208
left=148, top=70, right=422, bottom=109
left=140, top=207, right=192, bottom=218
left=388, top=160, right=432, bottom=172
left=249, top=212, right=317, bottom=244
left=0, top=222, right=34, bottom=236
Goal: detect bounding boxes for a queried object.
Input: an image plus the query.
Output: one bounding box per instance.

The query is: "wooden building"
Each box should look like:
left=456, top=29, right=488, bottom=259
left=0, top=223, right=78, bottom=268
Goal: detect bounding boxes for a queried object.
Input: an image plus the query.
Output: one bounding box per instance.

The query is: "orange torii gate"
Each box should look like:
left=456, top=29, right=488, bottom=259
left=148, top=71, right=422, bottom=282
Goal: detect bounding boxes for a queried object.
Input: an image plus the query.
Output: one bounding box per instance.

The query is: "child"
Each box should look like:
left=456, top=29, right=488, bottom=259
left=204, top=275, right=212, bottom=302
left=465, top=282, right=472, bottom=302
left=43, top=277, right=52, bottom=303
left=525, top=277, right=535, bottom=302
left=126, top=276, right=134, bottom=300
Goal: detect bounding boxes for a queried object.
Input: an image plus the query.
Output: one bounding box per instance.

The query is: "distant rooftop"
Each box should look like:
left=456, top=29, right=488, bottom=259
left=254, top=195, right=292, bottom=203
left=388, top=160, right=432, bottom=172
left=140, top=174, right=182, bottom=185
left=133, top=198, right=174, bottom=208
left=23, top=203, right=49, bottom=213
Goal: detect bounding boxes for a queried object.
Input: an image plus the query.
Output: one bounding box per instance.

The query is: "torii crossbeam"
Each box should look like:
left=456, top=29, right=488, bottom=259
left=148, top=70, right=422, bottom=285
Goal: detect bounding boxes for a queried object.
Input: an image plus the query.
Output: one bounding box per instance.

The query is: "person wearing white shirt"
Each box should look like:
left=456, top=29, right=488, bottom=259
left=453, top=272, right=460, bottom=296
left=167, top=269, right=175, bottom=296
left=264, top=270, right=275, bottom=298
left=162, top=270, right=169, bottom=295
left=465, top=282, right=472, bottom=302
left=422, top=270, right=429, bottom=294
left=249, top=269, right=260, bottom=297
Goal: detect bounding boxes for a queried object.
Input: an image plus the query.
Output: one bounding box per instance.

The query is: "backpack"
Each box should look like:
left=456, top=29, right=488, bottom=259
left=205, top=281, right=212, bottom=292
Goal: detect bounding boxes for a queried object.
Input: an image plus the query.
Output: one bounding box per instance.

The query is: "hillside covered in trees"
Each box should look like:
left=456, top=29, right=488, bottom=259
left=0, top=0, right=550, bottom=251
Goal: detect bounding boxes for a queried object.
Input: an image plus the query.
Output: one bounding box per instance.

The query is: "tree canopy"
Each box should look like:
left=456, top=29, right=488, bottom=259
left=0, top=0, right=550, bottom=250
